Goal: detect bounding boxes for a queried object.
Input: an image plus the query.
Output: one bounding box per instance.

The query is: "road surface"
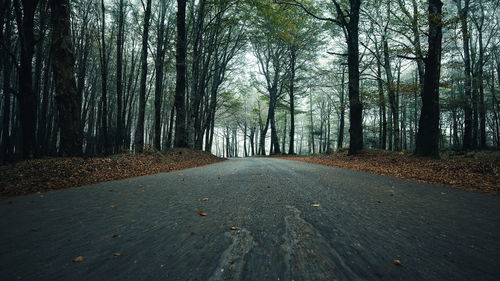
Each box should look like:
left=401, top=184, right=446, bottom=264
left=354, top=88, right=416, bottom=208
left=1, top=158, right=499, bottom=281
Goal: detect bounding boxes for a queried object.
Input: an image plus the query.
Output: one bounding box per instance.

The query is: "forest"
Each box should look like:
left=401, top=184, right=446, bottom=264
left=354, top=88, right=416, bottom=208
left=0, top=0, right=499, bottom=163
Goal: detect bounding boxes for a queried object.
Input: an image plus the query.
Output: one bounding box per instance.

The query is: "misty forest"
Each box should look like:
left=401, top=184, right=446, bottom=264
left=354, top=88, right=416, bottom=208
left=0, top=0, right=499, bottom=163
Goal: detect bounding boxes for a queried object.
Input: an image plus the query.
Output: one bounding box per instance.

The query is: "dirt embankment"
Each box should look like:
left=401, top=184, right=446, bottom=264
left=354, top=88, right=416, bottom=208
left=0, top=148, right=225, bottom=198
left=280, top=150, right=500, bottom=196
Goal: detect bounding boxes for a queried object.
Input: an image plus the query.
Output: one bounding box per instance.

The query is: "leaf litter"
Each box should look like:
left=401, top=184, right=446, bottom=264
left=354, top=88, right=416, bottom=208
left=281, top=150, right=500, bottom=195
left=0, top=148, right=224, bottom=197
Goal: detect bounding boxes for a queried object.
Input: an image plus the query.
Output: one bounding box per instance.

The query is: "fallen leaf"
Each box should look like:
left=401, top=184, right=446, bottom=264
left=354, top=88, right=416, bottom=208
left=114, top=252, right=122, bottom=257
left=440, top=192, right=446, bottom=195
left=110, top=205, right=116, bottom=208
left=394, top=259, right=403, bottom=266
left=377, top=200, right=382, bottom=203
left=311, top=203, right=320, bottom=207
left=197, top=210, right=207, bottom=216
left=202, top=198, right=209, bottom=201
left=111, top=234, right=118, bottom=238
left=189, top=232, right=195, bottom=236
left=230, top=226, right=240, bottom=230
left=73, top=256, right=84, bottom=262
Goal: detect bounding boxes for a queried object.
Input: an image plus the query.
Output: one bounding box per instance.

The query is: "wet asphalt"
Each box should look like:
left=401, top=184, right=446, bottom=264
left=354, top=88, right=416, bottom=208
left=0, top=157, right=499, bottom=281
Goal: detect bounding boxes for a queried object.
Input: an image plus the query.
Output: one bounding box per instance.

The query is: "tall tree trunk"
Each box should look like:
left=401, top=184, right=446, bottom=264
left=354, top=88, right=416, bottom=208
left=288, top=46, right=296, bottom=154
left=346, top=0, right=362, bottom=155
left=115, top=0, right=124, bottom=152
left=415, top=0, right=442, bottom=157
left=174, top=0, right=188, bottom=148
left=14, top=0, right=39, bottom=159
left=99, top=0, right=109, bottom=155
left=457, top=0, right=473, bottom=149
left=383, top=34, right=400, bottom=151
left=135, top=0, right=152, bottom=152
left=377, top=60, right=386, bottom=150
left=154, top=1, right=168, bottom=150
left=50, top=0, right=82, bottom=156
left=1, top=3, right=13, bottom=163
left=338, top=69, right=345, bottom=149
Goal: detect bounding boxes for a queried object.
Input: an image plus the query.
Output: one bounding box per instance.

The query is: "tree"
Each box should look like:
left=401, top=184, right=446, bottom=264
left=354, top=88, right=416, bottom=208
left=14, top=0, right=39, bottom=159
left=174, top=0, right=188, bottom=148
left=49, top=0, right=82, bottom=156
left=284, top=0, right=363, bottom=155
left=134, top=0, right=152, bottom=153
left=115, top=0, right=125, bottom=152
left=415, top=0, right=443, bottom=157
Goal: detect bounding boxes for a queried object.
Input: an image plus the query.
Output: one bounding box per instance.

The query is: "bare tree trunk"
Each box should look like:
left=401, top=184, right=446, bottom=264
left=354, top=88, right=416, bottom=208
left=288, top=45, right=296, bottom=154
left=99, top=0, right=109, bottom=155
left=415, top=0, right=442, bottom=157
left=174, top=0, right=188, bottom=148
left=338, top=69, right=345, bottom=149
left=135, top=0, right=152, bottom=152
left=14, top=0, right=39, bottom=159
left=346, top=0, right=363, bottom=155
left=115, top=0, right=125, bottom=152
left=49, top=0, right=82, bottom=156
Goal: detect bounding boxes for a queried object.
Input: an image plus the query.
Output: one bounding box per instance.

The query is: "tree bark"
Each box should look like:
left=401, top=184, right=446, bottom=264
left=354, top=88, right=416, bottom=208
left=14, top=0, right=39, bottom=159
left=115, top=0, right=125, bottom=152
left=49, top=0, right=82, bottom=156
left=288, top=45, right=296, bottom=154
left=174, top=0, right=188, bottom=147
left=457, top=0, right=473, bottom=149
left=415, top=0, right=443, bottom=157
left=99, top=0, right=109, bottom=155
left=135, top=0, right=152, bottom=152
left=346, top=0, right=363, bottom=155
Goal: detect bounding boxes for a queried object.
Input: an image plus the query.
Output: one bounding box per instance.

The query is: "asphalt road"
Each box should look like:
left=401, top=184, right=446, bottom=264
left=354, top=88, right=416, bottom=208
left=1, top=158, right=499, bottom=281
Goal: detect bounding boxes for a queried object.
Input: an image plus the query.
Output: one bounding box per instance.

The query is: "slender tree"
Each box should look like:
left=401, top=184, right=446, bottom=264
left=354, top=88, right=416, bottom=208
left=174, top=0, right=188, bottom=147
left=135, top=0, right=152, bottom=153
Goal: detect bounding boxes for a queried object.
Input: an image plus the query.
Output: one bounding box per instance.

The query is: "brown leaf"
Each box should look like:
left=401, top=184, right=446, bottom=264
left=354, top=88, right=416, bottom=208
left=72, top=256, right=84, bottom=262
left=377, top=200, right=382, bottom=203
left=110, top=204, right=116, bottom=208
left=394, top=259, right=403, bottom=266
left=111, top=234, right=118, bottom=238
left=230, top=226, right=240, bottom=230
left=311, top=203, right=320, bottom=207
left=114, top=252, right=122, bottom=257
left=189, top=232, right=195, bottom=236
left=197, top=210, right=207, bottom=216
left=202, top=198, right=209, bottom=201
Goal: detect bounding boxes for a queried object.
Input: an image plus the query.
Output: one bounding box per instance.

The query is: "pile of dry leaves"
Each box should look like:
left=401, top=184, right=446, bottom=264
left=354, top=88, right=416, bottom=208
left=0, top=148, right=224, bottom=197
left=282, top=150, right=500, bottom=196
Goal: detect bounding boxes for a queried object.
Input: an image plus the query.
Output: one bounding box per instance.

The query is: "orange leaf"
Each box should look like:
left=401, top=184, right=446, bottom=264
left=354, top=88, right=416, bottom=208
left=114, top=252, right=122, bottom=257
left=230, top=226, right=240, bottom=230
left=197, top=210, right=207, bottom=216
left=73, top=256, right=84, bottom=262
left=394, top=259, right=403, bottom=266
left=202, top=198, right=209, bottom=201
left=110, top=205, right=116, bottom=208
